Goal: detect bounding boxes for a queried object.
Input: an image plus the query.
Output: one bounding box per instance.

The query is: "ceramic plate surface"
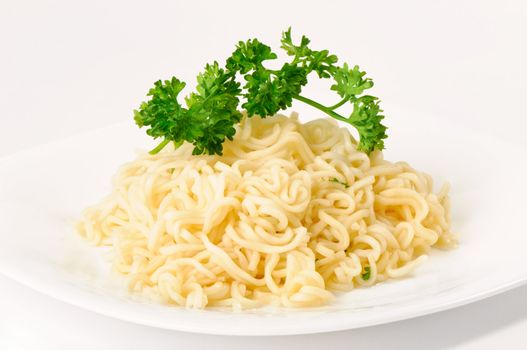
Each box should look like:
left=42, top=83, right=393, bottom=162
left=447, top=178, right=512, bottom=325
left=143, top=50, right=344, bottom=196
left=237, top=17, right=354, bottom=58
left=1, top=111, right=526, bottom=335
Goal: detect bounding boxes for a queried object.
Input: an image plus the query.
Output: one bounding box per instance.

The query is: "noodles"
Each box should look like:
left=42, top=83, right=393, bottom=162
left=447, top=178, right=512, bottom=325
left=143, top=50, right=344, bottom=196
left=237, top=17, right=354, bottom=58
left=77, top=113, right=456, bottom=309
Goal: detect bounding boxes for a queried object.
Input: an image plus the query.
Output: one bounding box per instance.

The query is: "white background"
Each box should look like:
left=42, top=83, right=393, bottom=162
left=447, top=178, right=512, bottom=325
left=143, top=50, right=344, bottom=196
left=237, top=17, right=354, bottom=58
left=1, top=0, right=526, bottom=348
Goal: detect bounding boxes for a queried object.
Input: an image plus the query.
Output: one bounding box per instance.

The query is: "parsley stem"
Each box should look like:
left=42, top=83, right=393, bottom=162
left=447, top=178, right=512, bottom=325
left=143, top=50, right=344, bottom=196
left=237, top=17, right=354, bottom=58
left=149, top=138, right=170, bottom=155
left=328, top=97, right=348, bottom=110
left=293, top=94, right=348, bottom=123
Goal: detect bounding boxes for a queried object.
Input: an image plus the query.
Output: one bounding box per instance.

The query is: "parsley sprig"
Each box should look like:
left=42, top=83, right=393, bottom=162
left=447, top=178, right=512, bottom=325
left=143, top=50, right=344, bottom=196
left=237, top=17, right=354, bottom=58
left=134, top=28, right=387, bottom=155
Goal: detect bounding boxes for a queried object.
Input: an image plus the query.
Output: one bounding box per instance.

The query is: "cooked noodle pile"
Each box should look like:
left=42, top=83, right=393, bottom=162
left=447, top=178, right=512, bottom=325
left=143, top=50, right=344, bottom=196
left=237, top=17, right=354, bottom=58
left=78, top=113, right=455, bottom=309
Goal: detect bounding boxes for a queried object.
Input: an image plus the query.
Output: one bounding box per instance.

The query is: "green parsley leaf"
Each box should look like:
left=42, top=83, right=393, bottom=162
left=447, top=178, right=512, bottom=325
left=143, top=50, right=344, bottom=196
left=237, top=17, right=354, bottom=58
left=331, top=63, right=373, bottom=98
left=133, top=77, right=189, bottom=144
left=226, top=39, right=277, bottom=74
left=134, top=63, right=241, bottom=155
left=329, top=177, right=350, bottom=188
left=362, top=266, right=371, bottom=280
left=349, top=95, right=387, bottom=152
left=280, top=27, right=311, bottom=58
left=280, top=27, right=337, bottom=78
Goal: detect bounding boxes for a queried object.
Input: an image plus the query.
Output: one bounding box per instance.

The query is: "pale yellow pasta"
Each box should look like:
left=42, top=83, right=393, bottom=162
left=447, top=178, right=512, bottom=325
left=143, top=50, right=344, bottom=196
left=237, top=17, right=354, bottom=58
left=77, top=113, right=456, bottom=309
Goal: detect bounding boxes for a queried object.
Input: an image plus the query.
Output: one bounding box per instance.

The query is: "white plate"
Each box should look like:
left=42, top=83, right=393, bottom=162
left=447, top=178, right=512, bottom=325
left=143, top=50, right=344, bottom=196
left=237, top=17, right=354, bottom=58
left=0, top=111, right=526, bottom=336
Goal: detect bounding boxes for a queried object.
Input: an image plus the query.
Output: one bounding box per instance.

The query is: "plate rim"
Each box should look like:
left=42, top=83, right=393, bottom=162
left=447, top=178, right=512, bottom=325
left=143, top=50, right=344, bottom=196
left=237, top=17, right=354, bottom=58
left=1, top=266, right=526, bottom=335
